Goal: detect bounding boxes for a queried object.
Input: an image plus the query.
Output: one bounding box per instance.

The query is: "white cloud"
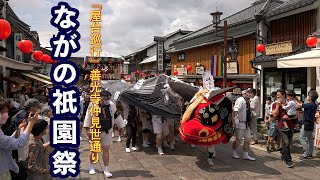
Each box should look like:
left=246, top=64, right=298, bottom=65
left=8, top=0, right=256, bottom=57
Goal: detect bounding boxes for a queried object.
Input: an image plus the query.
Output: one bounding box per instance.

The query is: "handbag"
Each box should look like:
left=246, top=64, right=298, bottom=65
left=10, top=160, right=28, bottom=180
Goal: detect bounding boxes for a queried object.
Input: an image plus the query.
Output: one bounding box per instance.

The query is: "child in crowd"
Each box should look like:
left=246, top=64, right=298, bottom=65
left=140, top=110, right=152, bottom=147
left=265, top=96, right=272, bottom=129
left=266, top=113, right=276, bottom=153
left=282, top=90, right=299, bottom=131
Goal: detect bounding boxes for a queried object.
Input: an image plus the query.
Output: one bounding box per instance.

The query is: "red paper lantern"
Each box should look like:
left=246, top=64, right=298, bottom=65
left=187, top=65, right=192, bottom=71
left=18, top=40, right=33, bottom=54
left=306, top=36, right=318, bottom=47
left=32, top=50, right=43, bottom=61
left=155, top=74, right=158, bottom=77
left=173, top=71, right=179, bottom=75
left=0, top=19, right=11, bottom=40
left=41, top=54, right=51, bottom=63
left=256, top=44, right=265, bottom=53
left=136, top=70, right=140, bottom=74
left=141, top=72, right=145, bottom=77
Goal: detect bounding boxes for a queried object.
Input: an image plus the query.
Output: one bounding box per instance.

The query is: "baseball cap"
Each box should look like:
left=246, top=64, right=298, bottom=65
left=25, top=98, right=42, bottom=109
left=101, top=89, right=112, bottom=97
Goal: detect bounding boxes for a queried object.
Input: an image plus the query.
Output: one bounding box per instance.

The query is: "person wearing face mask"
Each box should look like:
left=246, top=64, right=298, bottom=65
left=248, top=89, right=260, bottom=145
left=0, top=99, right=39, bottom=180
left=83, top=90, right=116, bottom=178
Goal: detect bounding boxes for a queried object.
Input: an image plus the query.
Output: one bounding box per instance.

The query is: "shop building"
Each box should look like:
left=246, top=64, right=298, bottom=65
left=125, top=29, right=192, bottom=78
left=251, top=0, right=320, bottom=116
left=167, top=1, right=285, bottom=88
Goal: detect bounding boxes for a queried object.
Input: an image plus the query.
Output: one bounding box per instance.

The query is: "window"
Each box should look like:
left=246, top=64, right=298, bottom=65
left=178, top=52, right=185, bottom=61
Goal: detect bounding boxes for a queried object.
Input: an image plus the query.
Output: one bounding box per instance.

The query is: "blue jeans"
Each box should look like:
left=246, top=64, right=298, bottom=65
left=299, top=125, right=314, bottom=156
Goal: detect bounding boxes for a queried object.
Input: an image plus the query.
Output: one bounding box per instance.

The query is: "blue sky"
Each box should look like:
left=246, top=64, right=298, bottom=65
left=8, top=0, right=256, bottom=57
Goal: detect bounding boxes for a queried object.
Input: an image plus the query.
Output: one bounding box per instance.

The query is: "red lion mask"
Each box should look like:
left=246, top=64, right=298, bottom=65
left=179, top=88, right=234, bottom=146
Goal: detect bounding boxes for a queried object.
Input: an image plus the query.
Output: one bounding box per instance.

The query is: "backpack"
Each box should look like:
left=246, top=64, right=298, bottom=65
left=245, top=100, right=252, bottom=125
left=99, top=104, right=113, bottom=133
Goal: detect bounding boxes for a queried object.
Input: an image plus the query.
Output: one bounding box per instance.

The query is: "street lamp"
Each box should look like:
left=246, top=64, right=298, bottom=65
left=227, top=44, right=240, bottom=61
left=211, top=10, right=228, bottom=88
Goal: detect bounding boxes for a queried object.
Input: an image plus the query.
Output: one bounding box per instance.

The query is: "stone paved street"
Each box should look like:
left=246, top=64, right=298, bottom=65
left=70, top=133, right=320, bottom=180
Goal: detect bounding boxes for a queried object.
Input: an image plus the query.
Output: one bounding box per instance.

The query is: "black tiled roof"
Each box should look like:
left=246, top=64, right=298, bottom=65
left=251, top=44, right=312, bottom=63
left=266, top=0, right=318, bottom=18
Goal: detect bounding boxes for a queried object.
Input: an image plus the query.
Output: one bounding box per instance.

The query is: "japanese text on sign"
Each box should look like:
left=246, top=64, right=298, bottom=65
left=89, top=4, right=103, bottom=164
left=49, top=2, right=81, bottom=178
left=89, top=4, right=102, bottom=64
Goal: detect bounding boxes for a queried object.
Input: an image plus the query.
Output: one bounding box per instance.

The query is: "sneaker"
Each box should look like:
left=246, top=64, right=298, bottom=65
left=132, top=146, right=139, bottom=151
left=282, top=127, right=290, bottom=132
left=112, top=132, right=115, bottom=138
left=286, top=161, right=293, bottom=168
left=158, top=147, right=164, bottom=155
left=142, top=143, right=150, bottom=148
left=207, top=158, right=214, bottom=166
left=126, top=148, right=131, bottom=153
left=170, top=144, right=175, bottom=151
left=243, top=155, right=256, bottom=161
left=117, top=136, right=122, bottom=142
left=89, top=167, right=96, bottom=175
left=163, top=142, right=171, bottom=148
left=104, top=170, right=112, bottom=178
left=267, top=148, right=271, bottom=153
left=232, top=152, right=240, bottom=159
left=299, top=155, right=312, bottom=160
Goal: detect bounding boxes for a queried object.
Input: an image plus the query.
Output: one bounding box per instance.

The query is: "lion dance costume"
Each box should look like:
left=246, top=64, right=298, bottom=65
left=179, top=87, right=234, bottom=165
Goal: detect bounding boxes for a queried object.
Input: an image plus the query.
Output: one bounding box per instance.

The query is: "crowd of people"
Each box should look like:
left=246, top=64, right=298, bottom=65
left=0, top=85, right=319, bottom=179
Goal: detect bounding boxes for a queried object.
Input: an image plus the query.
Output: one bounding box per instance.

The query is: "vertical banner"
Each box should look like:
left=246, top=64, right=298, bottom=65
left=154, top=36, right=166, bottom=74
left=49, top=2, right=81, bottom=178
left=89, top=4, right=102, bottom=164
left=14, top=33, right=23, bottom=61
left=317, top=66, right=320, bottom=84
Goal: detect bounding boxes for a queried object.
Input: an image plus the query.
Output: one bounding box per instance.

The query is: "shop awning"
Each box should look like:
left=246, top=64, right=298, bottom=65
left=277, top=48, right=320, bottom=68
left=139, top=55, right=156, bottom=64
left=3, top=77, right=30, bottom=85
left=30, top=72, right=51, bottom=81
left=21, top=72, right=53, bottom=84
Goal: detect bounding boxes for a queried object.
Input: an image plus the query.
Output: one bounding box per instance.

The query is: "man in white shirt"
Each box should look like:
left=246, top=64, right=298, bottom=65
left=232, top=90, right=256, bottom=161
left=249, top=89, right=260, bottom=145
left=83, top=90, right=117, bottom=178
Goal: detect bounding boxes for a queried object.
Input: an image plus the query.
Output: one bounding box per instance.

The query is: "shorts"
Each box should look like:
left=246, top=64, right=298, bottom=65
left=235, top=128, right=251, bottom=143
left=101, top=131, right=113, bottom=146
left=115, top=115, right=126, bottom=129
left=268, top=121, right=279, bottom=138
left=153, top=119, right=169, bottom=136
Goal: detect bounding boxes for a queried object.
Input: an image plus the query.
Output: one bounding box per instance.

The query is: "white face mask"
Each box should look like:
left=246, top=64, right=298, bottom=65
left=0, top=113, right=9, bottom=125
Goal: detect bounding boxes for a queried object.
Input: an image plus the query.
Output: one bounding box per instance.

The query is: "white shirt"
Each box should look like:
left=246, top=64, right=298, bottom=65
left=233, top=96, right=247, bottom=130
left=83, top=101, right=117, bottom=133
left=250, top=96, right=260, bottom=117
left=283, top=100, right=299, bottom=116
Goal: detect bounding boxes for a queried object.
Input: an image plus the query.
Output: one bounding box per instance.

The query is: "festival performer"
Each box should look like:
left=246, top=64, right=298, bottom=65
left=179, top=87, right=234, bottom=166
left=83, top=90, right=117, bottom=178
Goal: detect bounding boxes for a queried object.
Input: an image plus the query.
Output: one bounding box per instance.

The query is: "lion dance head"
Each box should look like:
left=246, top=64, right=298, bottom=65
left=179, top=88, right=234, bottom=146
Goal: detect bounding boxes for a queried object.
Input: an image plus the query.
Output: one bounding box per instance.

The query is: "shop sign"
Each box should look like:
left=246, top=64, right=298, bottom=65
left=226, top=61, right=238, bottom=74
left=202, top=71, right=215, bottom=90
left=196, top=65, right=205, bottom=75
left=265, top=41, right=293, bottom=55
left=177, top=67, right=187, bottom=75
left=154, top=36, right=166, bottom=73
